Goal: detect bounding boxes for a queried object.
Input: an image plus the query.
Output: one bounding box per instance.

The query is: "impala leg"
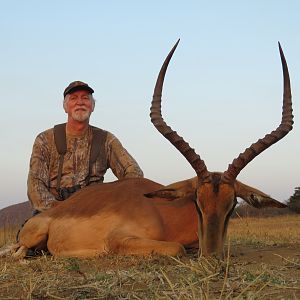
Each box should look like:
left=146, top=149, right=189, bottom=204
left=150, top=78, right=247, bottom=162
left=12, top=245, right=28, bottom=259
left=16, top=216, right=51, bottom=257
left=109, top=236, right=186, bottom=256
left=0, top=243, right=20, bottom=258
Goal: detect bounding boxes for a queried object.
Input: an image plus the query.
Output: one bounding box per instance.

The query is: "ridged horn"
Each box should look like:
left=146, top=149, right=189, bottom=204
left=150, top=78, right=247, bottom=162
left=150, top=40, right=210, bottom=182
left=222, top=42, right=293, bottom=183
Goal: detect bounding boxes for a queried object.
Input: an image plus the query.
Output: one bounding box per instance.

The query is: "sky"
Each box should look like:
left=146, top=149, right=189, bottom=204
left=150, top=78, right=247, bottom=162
left=0, top=1, right=299, bottom=209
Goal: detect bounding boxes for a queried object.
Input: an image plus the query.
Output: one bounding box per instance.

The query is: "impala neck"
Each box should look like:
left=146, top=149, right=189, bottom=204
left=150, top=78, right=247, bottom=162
left=154, top=198, right=199, bottom=247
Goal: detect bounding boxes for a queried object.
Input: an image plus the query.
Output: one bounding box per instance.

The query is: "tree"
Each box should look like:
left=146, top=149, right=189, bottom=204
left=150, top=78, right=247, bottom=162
left=287, top=187, right=300, bottom=213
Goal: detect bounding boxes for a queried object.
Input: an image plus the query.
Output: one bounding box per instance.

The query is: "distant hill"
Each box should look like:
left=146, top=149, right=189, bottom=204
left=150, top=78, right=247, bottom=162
left=0, top=201, right=32, bottom=228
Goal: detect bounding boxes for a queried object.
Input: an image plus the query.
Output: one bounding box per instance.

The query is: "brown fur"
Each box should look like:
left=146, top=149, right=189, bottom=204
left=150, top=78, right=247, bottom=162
left=13, top=176, right=287, bottom=259
left=15, top=178, right=198, bottom=258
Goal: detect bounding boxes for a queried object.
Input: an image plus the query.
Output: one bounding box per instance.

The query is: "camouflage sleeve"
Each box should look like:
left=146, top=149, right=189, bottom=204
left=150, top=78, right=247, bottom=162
left=27, top=132, right=59, bottom=211
left=106, top=132, right=144, bottom=179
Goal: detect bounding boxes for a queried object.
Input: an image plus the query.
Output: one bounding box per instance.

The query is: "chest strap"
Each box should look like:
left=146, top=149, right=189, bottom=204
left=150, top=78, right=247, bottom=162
left=53, top=123, right=107, bottom=191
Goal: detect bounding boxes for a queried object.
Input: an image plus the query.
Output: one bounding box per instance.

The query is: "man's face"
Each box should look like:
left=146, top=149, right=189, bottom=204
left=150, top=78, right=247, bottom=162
left=64, top=90, right=95, bottom=122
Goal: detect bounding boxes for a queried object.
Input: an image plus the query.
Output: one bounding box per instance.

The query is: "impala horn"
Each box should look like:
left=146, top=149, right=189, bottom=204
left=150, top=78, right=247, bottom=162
left=150, top=39, right=210, bottom=183
left=222, top=42, right=293, bottom=183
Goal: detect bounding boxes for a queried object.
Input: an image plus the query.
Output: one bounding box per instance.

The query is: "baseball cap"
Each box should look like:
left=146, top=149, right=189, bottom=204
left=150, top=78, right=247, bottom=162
left=63, top=81, right=94, bottom=97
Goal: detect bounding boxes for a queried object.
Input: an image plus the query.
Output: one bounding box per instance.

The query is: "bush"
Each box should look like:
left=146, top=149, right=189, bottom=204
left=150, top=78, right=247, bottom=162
left=287, top=187, right=300, bottom=213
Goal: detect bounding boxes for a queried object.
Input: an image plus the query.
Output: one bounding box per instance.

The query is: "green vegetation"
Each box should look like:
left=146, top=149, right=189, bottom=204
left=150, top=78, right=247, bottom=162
left=287, top=186, right=300, bottom=213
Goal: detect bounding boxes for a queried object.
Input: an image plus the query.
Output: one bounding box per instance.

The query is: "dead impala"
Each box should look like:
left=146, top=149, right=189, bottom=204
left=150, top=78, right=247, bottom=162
left=3, top=41, right=293, bottom=258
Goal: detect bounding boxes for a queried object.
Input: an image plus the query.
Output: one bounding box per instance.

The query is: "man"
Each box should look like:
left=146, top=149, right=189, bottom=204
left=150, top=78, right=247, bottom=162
left=27, top=81, right=143, bottom=213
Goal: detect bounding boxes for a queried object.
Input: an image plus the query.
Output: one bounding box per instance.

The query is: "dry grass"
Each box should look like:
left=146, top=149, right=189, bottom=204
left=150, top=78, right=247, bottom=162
left=0, top=225, right=18, bottom=248
left=228, top=214, right=300, bottom=245
left=0, top=215, right=299, bottom=299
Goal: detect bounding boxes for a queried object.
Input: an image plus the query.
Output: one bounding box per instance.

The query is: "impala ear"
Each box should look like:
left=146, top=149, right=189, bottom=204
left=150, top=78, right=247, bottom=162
left=144, top=177, right=198, bottom=201
left=234, top=180, right=287, bottom=208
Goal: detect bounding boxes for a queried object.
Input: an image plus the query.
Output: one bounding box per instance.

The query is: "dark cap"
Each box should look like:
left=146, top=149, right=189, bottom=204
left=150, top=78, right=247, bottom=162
left=63, top=81, right=94, bottom=97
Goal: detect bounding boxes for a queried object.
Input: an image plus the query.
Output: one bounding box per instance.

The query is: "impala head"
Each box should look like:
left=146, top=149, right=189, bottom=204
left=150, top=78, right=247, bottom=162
left=146, top=40, right=293, bottom=256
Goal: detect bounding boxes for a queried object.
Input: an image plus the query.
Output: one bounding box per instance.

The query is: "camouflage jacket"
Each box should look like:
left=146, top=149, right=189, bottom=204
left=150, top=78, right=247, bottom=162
left=27, top=125, right=143, bottom=211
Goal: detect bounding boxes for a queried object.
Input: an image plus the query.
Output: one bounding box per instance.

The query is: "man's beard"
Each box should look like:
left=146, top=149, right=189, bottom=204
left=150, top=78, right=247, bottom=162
left=72, top=110, right=91, bottom=122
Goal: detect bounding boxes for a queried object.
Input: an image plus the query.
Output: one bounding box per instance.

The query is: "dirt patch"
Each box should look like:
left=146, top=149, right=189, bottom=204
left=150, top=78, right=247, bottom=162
left=227, top=244, right=300, bottom=299
left=231, top=243, right=300, bottom=264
